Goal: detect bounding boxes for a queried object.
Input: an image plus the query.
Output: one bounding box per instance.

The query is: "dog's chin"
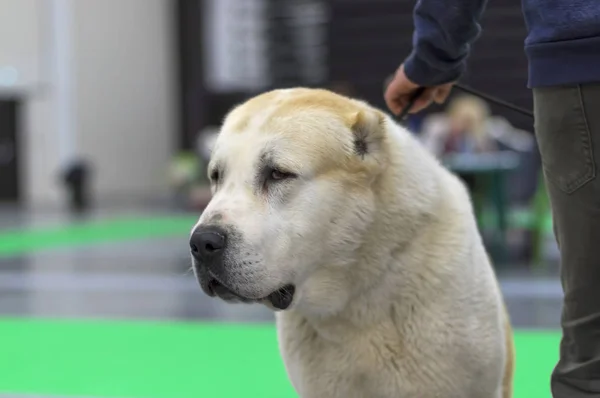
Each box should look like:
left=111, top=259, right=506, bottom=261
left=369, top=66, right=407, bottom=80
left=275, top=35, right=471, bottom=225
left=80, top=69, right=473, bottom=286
left=202, top=278, right=296, bottom=310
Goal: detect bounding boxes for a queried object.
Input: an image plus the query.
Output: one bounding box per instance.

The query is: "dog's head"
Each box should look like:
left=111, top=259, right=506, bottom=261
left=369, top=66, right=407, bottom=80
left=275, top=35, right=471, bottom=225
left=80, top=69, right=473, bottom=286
left=190, top=88, right=390, bottom=311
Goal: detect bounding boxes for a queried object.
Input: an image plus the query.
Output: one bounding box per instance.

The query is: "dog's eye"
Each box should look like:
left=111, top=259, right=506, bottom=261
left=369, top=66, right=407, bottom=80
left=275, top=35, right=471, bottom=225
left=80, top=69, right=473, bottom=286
left=270, top=169, right=295, bottom=181
left=210, top=169, right=220, bottom=183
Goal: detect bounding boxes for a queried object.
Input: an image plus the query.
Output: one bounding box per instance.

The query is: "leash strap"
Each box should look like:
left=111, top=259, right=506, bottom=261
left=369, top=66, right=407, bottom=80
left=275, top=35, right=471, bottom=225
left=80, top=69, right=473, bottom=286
left=453, top=83, right=534, bottom=119
left=384, top=75, right=534, bottom=120
left=398, top=87, right=426, bottom=120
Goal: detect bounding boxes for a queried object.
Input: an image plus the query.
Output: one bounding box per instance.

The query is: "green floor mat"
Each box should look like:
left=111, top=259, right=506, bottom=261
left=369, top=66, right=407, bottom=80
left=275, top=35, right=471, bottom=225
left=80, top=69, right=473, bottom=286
left=0, top=216, right=196, bottom=257
left=0, top=319, right=557, bottom=398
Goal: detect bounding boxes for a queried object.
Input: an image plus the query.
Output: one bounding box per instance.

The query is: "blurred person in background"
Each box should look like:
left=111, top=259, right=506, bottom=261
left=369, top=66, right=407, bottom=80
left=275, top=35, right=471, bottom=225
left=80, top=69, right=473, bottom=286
left=420, top=94, right=496, bottom=193
left=384, top=0, right=600, bottom=397
left=420, top=94, right=496, bottom=157
left=420, top=93, right=534, bottom=157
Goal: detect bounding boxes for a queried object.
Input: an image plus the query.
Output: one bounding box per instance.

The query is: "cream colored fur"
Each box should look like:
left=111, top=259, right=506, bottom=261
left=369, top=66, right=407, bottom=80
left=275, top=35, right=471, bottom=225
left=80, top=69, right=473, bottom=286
left=194, top=88, right=514, bottom=398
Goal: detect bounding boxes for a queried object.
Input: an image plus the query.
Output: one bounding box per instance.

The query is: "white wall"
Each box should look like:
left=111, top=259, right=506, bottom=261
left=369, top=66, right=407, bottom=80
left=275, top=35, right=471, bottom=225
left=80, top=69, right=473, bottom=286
left=73, top=0, right=176, bottom=202
left=0, top=0, right=43, bottom=94
left=22, top=0, right=177, bottom=207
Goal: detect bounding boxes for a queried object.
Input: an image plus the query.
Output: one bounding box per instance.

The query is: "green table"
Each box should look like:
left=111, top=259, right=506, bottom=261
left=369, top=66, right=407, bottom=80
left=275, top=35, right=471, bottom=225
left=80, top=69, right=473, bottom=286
left=442, top=151, right=520, bottom=264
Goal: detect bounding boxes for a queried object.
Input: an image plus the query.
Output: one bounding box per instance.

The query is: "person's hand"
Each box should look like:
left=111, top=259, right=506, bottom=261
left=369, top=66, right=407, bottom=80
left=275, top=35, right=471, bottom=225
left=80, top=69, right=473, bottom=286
left=384, top=64, right=454, bottom=116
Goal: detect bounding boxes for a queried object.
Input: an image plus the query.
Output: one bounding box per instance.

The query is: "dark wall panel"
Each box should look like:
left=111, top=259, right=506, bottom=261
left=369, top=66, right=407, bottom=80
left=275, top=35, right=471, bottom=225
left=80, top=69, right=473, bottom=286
left=0, top=99, right=20, bottom=203
left=328, top=0, right=533, bottom=132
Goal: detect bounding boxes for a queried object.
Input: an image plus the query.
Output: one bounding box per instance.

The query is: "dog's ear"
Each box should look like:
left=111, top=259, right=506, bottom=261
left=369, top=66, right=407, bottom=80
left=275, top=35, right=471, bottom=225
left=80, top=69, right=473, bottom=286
left=348, top=108, right=387, bottom=160
left=344, top=108, right=389, bottom=178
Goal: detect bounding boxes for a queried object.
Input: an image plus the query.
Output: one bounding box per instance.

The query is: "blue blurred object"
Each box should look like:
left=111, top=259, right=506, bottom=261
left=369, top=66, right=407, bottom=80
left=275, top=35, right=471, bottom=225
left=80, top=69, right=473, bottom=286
left=407, top=113, right=426, bottom=134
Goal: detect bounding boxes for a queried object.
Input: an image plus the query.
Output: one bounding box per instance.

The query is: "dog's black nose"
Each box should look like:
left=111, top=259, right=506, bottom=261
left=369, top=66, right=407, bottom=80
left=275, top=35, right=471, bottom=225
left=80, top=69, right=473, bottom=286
left=190, top=226, right=227, bottom=260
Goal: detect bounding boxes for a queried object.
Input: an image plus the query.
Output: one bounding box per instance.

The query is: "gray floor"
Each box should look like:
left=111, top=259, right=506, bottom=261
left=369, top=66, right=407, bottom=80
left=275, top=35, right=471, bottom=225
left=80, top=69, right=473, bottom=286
left=0, top=208, right=563, bottom=329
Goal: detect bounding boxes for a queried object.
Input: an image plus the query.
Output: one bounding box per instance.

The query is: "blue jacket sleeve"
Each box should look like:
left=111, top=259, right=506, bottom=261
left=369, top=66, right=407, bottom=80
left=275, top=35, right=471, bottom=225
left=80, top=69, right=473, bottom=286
left=403, top=0, right=489, bottom=86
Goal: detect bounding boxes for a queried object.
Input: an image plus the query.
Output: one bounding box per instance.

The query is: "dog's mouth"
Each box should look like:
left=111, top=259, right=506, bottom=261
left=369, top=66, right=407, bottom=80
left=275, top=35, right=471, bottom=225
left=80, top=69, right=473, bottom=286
left=206, top=278, right=296, bottom=310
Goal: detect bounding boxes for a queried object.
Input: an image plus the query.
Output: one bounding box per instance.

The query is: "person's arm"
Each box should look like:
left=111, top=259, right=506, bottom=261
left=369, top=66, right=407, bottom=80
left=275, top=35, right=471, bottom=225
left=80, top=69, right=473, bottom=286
left=385, top=0, right=488, bottom=115
left=403, top=0, right=489, bottom=86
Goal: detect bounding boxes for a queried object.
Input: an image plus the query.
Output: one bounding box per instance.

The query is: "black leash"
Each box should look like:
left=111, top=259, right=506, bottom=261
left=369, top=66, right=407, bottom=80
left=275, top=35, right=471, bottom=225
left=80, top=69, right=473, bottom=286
left=453, top=83, right=534, bottom=119
left=398, top=86, right=426, bottom=120
left=385, top=76, right=534, bottom=121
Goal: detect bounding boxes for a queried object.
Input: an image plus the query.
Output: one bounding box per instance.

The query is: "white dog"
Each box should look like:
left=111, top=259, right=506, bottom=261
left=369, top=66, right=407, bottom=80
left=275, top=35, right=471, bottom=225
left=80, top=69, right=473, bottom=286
left=190, top=88, right=514, bottom=398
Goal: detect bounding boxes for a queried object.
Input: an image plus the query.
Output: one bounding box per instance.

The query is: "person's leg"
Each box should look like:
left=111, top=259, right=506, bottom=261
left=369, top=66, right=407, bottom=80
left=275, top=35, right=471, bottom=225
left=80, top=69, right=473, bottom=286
left=533, top=83, right=600, bottom=396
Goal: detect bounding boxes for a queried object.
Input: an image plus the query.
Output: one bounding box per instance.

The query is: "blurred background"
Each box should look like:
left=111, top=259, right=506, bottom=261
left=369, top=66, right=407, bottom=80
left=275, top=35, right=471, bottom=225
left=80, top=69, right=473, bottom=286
left=0, top=0, right=559, bottom=397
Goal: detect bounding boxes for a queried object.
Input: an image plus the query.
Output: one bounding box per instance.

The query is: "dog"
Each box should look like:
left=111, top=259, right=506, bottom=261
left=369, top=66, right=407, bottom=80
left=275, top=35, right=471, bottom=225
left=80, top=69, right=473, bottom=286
left=189, top=88, right=514, bottom=398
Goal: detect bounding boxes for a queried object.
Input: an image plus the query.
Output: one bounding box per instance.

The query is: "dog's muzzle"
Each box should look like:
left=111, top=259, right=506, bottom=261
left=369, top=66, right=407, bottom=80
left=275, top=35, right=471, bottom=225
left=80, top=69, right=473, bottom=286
left=206, top=278, right=295, bottom=310
left=189, top=226, right=296, bottom=310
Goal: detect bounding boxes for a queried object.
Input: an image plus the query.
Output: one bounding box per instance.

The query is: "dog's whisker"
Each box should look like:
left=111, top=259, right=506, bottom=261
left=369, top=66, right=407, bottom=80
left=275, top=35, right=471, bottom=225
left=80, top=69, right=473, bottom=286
left=282, top=286, right=292, bottom=295
left=180, top=266, right=194, bottom=276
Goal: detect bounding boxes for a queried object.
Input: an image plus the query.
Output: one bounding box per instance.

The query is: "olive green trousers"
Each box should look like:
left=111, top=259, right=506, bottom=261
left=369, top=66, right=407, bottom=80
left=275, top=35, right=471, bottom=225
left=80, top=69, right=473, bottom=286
left=534, top=84, right=600, bottom=397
